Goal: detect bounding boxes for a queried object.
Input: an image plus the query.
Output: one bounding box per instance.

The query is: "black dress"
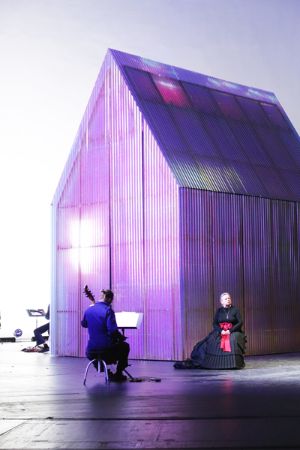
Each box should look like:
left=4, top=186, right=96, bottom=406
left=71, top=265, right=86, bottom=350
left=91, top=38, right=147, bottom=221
left=175, top=306, right=246, bottom=370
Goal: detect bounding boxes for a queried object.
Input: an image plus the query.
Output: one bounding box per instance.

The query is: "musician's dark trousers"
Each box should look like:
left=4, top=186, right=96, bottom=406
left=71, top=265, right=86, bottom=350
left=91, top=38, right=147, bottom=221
left=87, top=341, right=130, bottom=374
left=34, top=322, right=50, bottom=346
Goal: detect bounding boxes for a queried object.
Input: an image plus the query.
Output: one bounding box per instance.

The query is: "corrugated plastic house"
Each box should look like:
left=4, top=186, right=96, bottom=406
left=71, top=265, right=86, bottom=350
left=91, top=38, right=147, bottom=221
left=52, top=49, right=300, bottom=360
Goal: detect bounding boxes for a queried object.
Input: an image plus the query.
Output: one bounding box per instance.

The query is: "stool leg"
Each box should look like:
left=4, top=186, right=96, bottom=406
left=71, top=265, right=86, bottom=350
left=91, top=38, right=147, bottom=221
left=83, top=359, right=97, bottom=385
left=102, top=360, right=110, bottom=383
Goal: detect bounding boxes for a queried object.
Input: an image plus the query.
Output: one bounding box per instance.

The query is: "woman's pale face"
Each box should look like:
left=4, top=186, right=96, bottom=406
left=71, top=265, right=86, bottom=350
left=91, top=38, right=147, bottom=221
left=220, top=294, right=232, bottom=308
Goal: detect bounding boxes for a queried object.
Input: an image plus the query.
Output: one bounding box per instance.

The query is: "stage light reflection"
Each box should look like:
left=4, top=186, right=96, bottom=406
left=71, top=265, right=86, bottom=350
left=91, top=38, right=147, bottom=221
left=69, top=218, right=95, bottom=274
left=69, top=247, right=92, bottom=275
left=69, top=218, right=94, bottom=248
left=152, top=75, right=190, bottom=107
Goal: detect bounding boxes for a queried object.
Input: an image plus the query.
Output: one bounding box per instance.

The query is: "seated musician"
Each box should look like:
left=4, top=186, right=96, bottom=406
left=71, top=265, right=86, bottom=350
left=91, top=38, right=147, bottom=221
left=33, top=304, right=50, bottom=352
left=81, top=287, right=130, bottom=382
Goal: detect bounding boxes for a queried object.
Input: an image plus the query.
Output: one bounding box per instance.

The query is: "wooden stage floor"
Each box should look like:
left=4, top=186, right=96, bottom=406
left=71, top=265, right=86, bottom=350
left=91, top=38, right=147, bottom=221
left=1, top=342, right=300, bottom=449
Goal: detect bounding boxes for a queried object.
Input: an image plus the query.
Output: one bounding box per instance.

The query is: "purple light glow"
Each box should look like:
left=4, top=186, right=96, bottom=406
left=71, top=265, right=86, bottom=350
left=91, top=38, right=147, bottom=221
left=152, top=75, right=190, bottom=107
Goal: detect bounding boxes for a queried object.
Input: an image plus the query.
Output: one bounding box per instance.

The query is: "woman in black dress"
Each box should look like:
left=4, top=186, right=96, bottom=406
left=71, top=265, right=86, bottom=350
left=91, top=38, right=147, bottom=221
left=175, top=293, right=246, bottom=370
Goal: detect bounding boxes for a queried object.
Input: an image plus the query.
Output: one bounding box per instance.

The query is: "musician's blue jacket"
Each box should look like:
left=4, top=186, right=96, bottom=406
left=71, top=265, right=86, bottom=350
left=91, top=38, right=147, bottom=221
left=81, top=301, right=119, bottom=352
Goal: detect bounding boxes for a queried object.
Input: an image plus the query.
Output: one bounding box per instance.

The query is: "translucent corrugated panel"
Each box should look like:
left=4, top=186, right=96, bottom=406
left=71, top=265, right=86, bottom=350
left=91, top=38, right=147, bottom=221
left=179, top=189, right=215, bottom=357
left=151, top=74, right=190, bottom=108
left=200, top=114, right=249, bottom=163
left=169, top=107, right=221, bottom=159
left=261, top=102, right=290, bottom=129
left=143, top=124, right=182, bottom=359
left=237, top=96, right=270, bottom=126
left=124, top=66, right=162, bottom=103
left=183, top=82, right=220, bottom=115
left=213, top=117, right=249, bottom=162
left=254, top=166, right=292, bottom=200
left=140, top=101, right=187, bottom=152
left=224, top=121, right=273, bottom=167
left=113, top=50, right=300, bottom=201
left=52, top=53, right=112, bottom=356
left=180, top=189, right=300, bottom=357
left=112, top=48, right=278, bottom=103
left=211, top=90, right=246, bottom=121
left=254, top=126, right=296, bottom=170
left=195, top=157, right=233, bottom=193
left=105, top=58, right=182, bottom=360
left=139, top=101, right=203, bottom=189
left=242, top=197, right=300, bottom=353
left=279, top=129, right=300, bottom=166
left=279, top=171, right=300, bottom=198
left=227, top=161, right=268, bottom=197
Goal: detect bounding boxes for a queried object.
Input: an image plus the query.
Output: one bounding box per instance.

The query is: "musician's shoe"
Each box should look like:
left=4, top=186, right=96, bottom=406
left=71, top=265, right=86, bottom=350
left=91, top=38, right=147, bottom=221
left=109, top=372, right=127, bottom=382
left=22, top=346, right=40, bottom=352
left=38, top=344, right=49, bottom=353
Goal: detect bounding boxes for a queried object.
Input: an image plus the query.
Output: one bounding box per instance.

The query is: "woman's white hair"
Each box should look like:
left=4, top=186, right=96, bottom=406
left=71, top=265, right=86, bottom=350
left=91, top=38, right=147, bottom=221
left=220, top=292, right=231, bottom=300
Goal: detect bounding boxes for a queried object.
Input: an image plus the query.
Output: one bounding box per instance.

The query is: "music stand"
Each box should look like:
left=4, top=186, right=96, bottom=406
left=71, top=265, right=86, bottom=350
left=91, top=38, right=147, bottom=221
left=26, top=309, right=46, bottom=332
left=26, top=309, right=46, bottom=317
left=114, top=312, right=160, bottom=383
left=115, top=312, right=143, bottom=335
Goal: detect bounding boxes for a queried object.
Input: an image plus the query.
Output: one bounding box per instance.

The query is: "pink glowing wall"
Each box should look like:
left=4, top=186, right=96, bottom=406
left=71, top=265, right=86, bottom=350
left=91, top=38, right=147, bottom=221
left=108, top=57, right=181, bottom=359
left=52, top=55, right=111, bottom=356
left=52, top=52, right=182, bottom=359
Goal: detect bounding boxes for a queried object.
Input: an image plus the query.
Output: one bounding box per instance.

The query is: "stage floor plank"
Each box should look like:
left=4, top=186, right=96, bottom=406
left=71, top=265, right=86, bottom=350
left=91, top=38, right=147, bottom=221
left=1, top=342, right=300, bottom=449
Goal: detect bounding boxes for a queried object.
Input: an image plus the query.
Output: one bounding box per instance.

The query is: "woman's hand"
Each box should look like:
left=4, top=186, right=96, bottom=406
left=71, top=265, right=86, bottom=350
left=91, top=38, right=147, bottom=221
left=221, top=329, right=230, bottom=335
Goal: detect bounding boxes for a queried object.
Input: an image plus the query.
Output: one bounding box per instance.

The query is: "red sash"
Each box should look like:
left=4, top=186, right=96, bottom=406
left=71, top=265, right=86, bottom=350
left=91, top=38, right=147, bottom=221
left=219, top=322, right=232, bottom=352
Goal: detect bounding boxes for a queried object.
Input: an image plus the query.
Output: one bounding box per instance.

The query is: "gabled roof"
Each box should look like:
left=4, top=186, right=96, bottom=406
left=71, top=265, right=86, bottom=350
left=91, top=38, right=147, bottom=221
left=111, top=49, right=300, bottom=201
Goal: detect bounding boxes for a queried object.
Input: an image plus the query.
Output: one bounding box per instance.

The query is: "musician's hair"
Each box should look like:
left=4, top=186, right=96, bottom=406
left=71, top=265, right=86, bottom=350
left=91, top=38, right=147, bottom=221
left=102, top=289, right=114, bottom=301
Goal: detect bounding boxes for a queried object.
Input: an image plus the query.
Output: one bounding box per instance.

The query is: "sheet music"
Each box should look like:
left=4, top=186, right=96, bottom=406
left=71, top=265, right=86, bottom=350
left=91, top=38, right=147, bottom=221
left=26, top=309, right=46, bottom=317
left=115, top=311, right=143, bottom=329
